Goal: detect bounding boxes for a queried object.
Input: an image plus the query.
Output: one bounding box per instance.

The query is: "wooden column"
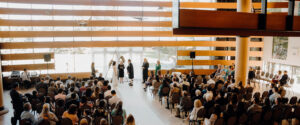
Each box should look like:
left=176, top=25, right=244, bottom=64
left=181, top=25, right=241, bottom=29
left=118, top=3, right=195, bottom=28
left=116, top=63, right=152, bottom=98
left=235, top=0, right=252, bottom=86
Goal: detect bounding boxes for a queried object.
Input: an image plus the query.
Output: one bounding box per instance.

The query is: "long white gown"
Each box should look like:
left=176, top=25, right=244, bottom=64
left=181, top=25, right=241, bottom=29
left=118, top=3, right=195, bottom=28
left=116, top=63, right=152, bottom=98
left=112, top=65, right=118, bottom=88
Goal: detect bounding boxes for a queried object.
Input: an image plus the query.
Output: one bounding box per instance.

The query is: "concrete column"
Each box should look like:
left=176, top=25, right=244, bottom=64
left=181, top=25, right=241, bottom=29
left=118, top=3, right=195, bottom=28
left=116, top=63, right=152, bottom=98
left=235, top=0, right=252, bottom=86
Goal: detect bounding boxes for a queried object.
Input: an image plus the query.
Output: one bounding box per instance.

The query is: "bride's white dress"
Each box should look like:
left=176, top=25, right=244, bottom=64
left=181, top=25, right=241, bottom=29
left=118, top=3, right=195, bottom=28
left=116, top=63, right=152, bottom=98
left=112, top=65, right=118, bottom=88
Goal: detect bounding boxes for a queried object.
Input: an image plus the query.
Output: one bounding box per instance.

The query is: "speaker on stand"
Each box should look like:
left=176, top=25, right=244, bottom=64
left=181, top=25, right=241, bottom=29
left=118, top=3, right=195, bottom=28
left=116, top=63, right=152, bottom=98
left=44, top=54, right=51, bottom=75
left=190, top=51, right=195, bottom=72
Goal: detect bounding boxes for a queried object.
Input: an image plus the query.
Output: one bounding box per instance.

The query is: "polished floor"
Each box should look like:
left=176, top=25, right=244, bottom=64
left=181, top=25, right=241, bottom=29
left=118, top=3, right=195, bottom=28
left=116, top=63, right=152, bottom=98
left=0, top=80, right=299, bottom=125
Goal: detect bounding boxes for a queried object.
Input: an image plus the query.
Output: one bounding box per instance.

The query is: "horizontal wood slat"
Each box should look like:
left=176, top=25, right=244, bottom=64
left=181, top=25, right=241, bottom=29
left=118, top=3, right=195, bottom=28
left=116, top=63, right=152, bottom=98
left=0, top=8, right=172, bottom=17
left=177, top=50, right=263, bottom=57
left=180, top=9, right=258, bottom=30
left=39, top=72, right=91, bottom=80
left=149, top=69, right=216, bottom=75
left=1, top=53, right=54, bottom=60
left=2, top=63, right=55, bottom=72
left=0, top=41, right=264, bottom=49
left=177, top=60, right=262, bottom=66
left=180, top=2, right=288, bottom=9
left=0, top=0, right=172, bottom=7
left=0, top=31, right=266, bottom=38
left=0, top=20, right=172, bottom=27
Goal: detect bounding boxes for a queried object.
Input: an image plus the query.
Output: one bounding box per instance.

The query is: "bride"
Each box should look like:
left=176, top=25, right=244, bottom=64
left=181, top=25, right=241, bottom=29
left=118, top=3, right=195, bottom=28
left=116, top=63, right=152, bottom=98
left=112, top=61, right=118, bottom=88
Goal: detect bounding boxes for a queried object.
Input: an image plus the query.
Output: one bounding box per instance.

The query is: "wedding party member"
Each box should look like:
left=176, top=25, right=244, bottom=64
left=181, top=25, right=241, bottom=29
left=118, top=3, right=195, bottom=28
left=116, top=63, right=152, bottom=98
left=118, top=61, right=125, bottom=84
left=142, top=58, right=149, bottom=83
left=155, top=60, right=161, bottom=76
left=127, top=59, right=134, bottom=85
left=91, top=62, right=96, bottom=78
left=112, top=61, right=118, bottom=88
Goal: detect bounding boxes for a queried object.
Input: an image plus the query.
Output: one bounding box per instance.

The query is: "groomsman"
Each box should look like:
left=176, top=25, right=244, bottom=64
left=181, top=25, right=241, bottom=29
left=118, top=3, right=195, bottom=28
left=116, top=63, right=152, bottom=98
left=127, top=59, right=134, bottom=86
left=142, top=58, right=149, bottom=83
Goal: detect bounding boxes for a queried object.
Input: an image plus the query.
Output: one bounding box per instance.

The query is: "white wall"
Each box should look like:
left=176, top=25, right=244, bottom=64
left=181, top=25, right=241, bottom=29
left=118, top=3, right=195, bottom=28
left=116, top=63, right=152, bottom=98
left=263, top=37, right=300, bottom=66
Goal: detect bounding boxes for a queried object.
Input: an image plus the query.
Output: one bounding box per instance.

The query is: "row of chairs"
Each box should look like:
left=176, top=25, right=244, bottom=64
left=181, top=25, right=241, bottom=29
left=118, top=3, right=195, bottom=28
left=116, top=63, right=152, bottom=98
left=254, top=70, right=295, bottom=96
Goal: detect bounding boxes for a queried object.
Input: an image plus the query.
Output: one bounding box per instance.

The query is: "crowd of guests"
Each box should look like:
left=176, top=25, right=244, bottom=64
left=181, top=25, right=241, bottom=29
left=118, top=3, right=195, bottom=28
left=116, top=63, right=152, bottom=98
left=10, top=75, right=136, bottom=125
left=144, top=64, right=299, bottom=125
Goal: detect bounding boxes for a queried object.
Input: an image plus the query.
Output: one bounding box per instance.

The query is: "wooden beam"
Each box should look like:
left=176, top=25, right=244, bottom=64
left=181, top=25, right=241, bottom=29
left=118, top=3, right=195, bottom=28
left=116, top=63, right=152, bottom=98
left=2, top=63, right=55, bottom=72
left=0, top=41, right=264, bottom=49
left=177, top=50, right=263, bottom=57
left=149, top=69, right=216, bottom=75
left=177, top=60, right=262, bottom=66
left=0, top=20, right=172, bottom=27
left=0, top=8, right=172, bottom=17
left=1, top=53, right=54, bottom=61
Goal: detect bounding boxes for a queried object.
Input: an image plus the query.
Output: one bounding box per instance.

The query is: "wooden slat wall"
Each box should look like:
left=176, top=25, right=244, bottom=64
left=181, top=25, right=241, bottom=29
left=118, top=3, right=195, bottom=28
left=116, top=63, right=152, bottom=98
left=2, top=63, right=55, bottom=72
left=0, top=8, right=172, bottom=17
left=0, top=0, right=288, bottom=8
left=177, top=50, right=263, bottom=57
left=0, top=20, right=172, bottom=27
left=177, top=60, right=262, bottom=66
left=180, top=2, right=288, bottom=9
left=1, top=53, right=54, bottom=61
left=0, top=41, right=264, bottom=49
left=0, top=0, right=172, bottom=7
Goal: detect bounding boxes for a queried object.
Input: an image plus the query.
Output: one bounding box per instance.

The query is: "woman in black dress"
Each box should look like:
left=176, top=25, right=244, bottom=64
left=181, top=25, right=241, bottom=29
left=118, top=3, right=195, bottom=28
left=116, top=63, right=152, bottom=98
left=118, top=61, right=125, bottom=84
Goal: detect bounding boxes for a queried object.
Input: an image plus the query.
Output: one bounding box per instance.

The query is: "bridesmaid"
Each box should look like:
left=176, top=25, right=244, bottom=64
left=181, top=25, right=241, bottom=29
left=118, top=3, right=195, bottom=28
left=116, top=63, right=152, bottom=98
left=118, top=61, right=125, bottom=84
left=155, top=60, right=161, bottom=76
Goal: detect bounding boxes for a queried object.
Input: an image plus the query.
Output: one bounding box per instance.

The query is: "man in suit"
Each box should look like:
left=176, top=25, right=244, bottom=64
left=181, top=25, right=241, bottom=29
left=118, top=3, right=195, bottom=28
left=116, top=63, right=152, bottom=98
left=280, top=70, right=288, bottom=86
left=10, top=83, right=24, bottom=125
left=127, top=59, right=134, bottom=86
left=142, top=58, right=149, bottom=83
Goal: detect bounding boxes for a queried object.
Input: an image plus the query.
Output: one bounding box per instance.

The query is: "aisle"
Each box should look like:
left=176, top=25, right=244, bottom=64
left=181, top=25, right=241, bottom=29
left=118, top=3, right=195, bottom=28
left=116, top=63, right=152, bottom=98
left=114, top=80, right=186, bottom=125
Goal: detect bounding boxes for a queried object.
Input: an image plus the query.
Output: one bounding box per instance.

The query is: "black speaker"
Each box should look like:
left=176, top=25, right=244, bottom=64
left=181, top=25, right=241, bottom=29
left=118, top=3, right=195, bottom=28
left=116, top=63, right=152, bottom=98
left=190, top=51, right=195, bottom=59
left=44, top=54, right=51, bottom=62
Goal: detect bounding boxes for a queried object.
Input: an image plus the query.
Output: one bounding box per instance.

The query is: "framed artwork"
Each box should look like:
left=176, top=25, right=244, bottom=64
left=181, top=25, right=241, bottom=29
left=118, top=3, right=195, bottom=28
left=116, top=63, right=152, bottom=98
left=272, top=37, right=288, bottom=60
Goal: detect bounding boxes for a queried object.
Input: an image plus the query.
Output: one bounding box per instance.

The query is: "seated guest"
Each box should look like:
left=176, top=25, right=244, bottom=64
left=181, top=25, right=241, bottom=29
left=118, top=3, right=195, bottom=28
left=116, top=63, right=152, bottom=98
left=175, top=91, right=192, bottom=117
left=223, top=104, right=236, bottom=121
left=215, top=91, right=227, bottom=106
left=203, top=86, right=213, bottom=102
left=91, top=87, right=101, bottom=100
left=66, top=93, right=80, bottom=109
left=81, top=109, right=92, bottom=125
left=204, top=105, right=221, bottom=125
left=100, top=118, right=108, bottom=125
left=109, top=90, right=121, bottom=105
left=104, top=85, right=112, bottom=98
left=55, top=88, right=66, bottom=101
left=21, top=103, right=36, bottom=124
left=66, top=75, right=74, bottom=86
left=189, top=99, right=204, bottom=121
left=66, top=87, right=79, bottom=100
left=182, top=78, right=190, bottom=87
left=80, top=82, right=87, bottom=94
left=191, top=90, right=202, bottom=103
left=97, top=73, right=105, bottom=81
left=79, top=118, right=88, bottom=125
left=280, top=70, right=288, bottom=86
left=55, top=77, right=63, bottom=85
left=111, top=101, right=127, bottom=123
left=48, top=82, right=57, bottom=99
left=39, top=104, right=58, bottom=125
left=101, top=80, right=109, bottom=92
left=63, top=104, right=79, bottom=125
left=125, top=114, right=135, bottom=125
left=93, top=100, right=108, bottom=119
left=269, top=87, right=281, bottom=103
left=144, top=71, right=155, bottom=90
left=247, top=98, right=262, bottom=114
left=206, top=75, right=215, bottom=85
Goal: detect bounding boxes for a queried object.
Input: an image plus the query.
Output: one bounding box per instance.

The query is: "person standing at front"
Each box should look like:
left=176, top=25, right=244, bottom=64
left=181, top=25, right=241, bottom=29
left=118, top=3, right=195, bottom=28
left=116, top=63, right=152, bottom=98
left=127, top=59, right=134, bottom=86
left=142, top=58, right=149, bottom=83
left=155, top=60, right=161, bottom=76
left=118, top=61, right=125, bottom=84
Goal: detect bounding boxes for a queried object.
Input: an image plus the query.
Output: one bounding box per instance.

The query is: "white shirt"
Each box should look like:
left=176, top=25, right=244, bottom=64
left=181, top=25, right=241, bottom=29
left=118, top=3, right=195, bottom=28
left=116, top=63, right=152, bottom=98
left=207, top=79, right=215, bottom=85
left=182, top=81, right=190, bottom=87
left=189, top=106, right=203, bottom=120
left=204, top=91, right=213, bottom=102
left=109, top=95, right=121, bottom=105
left=269, top=92, right=281, bottom=102
left=21, top=72, right=30, bottom=81
left=104, top=90, right=112, bottom=98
